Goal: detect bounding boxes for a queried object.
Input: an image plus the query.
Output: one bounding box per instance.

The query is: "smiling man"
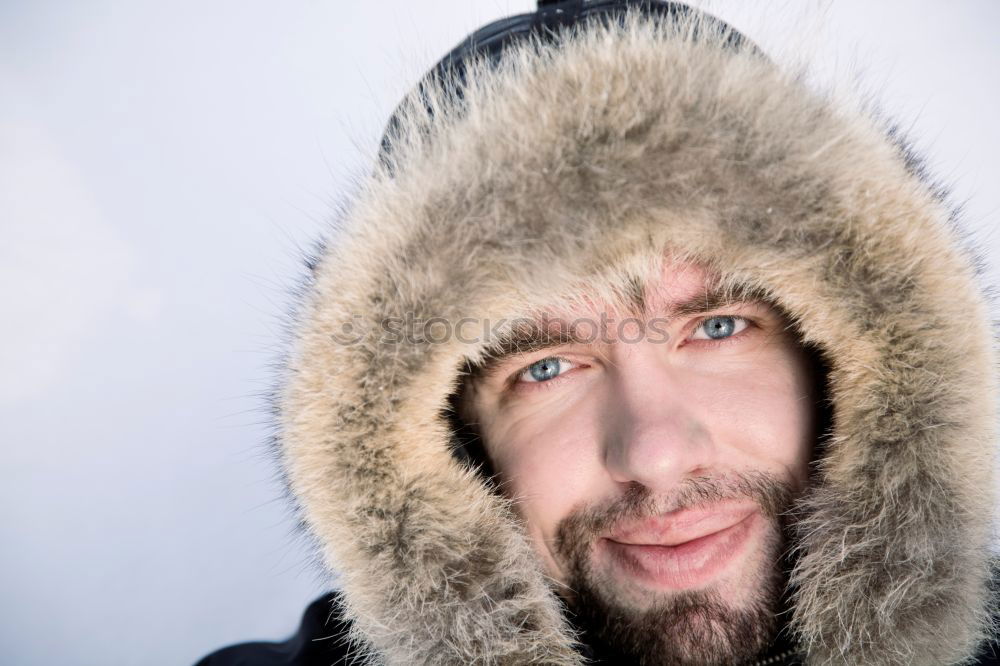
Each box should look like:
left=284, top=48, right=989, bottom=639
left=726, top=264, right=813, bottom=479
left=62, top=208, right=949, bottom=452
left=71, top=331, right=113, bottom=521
left=198, top=1, right=998, bottom=665
left=457, top=259, right=822, bottom=664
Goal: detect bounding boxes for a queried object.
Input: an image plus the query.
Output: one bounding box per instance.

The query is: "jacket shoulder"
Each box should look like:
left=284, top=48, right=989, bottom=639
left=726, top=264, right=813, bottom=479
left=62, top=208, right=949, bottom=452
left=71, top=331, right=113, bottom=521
left=194, top=593, right=356, bottom=666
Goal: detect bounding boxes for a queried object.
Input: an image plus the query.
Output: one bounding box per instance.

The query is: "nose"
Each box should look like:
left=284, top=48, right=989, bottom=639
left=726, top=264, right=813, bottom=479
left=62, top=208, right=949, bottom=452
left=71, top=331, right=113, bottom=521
left=601, top=346, right=717, bottom=493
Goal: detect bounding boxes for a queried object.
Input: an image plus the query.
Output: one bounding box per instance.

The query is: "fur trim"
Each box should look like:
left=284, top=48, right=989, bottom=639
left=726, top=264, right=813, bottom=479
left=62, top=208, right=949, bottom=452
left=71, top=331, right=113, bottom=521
left=278, top=10, right=997, bottom=665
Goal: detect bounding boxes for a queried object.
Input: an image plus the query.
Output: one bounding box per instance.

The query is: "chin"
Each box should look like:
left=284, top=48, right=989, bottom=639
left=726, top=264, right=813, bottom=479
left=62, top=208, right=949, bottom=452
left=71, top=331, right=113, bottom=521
left=567, top=543, right=786, bottom=666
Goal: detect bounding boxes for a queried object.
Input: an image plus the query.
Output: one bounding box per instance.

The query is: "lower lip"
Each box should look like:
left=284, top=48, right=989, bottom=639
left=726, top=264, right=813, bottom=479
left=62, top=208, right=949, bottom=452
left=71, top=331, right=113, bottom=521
left=601, top=512, right=757, bottom=589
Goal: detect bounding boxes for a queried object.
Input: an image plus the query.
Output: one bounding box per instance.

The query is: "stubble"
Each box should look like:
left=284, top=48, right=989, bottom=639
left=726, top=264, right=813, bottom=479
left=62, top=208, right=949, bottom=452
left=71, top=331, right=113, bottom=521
left=553, top=473, right=797, bottom=666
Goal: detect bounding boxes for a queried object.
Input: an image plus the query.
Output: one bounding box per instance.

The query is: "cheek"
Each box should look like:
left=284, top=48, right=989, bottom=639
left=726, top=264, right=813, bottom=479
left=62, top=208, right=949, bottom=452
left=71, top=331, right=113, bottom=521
left=695, top=344, right=815, bottom=484
left=482, top=396, right=607, bottom=571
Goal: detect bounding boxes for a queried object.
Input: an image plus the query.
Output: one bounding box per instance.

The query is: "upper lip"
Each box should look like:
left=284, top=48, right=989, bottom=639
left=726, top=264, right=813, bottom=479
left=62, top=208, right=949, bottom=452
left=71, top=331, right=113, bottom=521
left=605, top=502, right=757, bottom=547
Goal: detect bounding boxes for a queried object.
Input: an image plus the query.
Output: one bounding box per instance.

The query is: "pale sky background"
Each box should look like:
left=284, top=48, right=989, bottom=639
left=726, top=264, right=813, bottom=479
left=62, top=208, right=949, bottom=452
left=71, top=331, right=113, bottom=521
left=1, top=1, right=998, bottom=664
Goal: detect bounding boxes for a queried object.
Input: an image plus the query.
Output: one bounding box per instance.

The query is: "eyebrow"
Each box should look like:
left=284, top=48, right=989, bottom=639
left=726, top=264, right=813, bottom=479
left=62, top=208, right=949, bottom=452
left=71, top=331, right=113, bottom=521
left=468, top=281, right=772, bottom=383
left=665, top=281, right=772, bottom=319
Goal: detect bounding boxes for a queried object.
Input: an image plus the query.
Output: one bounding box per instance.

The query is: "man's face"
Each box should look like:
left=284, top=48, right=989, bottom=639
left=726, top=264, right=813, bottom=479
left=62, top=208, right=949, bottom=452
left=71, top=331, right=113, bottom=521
left=461, top=260, right=818, bottom=665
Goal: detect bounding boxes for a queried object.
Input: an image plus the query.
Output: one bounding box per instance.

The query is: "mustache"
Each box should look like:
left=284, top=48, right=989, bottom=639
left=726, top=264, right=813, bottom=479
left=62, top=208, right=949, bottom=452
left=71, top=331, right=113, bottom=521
left=554, top=472, right=795, bottom=560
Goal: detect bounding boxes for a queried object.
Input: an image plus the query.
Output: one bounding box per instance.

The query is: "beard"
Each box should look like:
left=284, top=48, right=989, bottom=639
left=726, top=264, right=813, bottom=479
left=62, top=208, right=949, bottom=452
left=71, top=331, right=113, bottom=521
left=553, top=472, right=797, bottom=666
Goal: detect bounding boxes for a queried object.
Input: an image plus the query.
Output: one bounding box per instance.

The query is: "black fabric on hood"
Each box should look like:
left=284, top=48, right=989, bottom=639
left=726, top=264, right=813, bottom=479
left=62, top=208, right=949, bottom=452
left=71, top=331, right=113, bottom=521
left=379, top=0, right=758, bottom=167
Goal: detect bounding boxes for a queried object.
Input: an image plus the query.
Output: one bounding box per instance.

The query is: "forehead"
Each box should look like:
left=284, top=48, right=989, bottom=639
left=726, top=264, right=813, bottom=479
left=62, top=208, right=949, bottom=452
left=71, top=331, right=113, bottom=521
left=641, top=259, right=717, bottom=315
left=539, top=258, right=721, bottom=323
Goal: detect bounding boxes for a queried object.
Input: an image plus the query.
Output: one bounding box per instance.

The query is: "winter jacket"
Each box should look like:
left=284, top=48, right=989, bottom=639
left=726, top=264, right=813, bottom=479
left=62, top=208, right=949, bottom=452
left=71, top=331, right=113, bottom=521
left=199, top=1, right=999, bottom=663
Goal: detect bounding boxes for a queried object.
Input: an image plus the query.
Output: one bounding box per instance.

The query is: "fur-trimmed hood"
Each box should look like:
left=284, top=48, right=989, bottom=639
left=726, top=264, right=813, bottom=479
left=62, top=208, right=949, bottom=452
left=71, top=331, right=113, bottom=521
left=276, top=5, right=998, bottom=664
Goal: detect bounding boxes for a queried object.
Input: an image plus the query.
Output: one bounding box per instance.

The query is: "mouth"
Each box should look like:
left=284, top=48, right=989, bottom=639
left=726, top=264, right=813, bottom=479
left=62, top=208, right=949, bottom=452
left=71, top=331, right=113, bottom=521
left=599, top=504, right=759, bottom=590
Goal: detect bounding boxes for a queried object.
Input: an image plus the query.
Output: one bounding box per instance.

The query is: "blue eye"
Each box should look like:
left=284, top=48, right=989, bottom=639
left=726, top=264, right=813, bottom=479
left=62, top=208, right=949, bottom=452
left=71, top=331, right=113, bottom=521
left=519, top=357, right=572, bottom=383
left=692, top=316, right=748, bottom=341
